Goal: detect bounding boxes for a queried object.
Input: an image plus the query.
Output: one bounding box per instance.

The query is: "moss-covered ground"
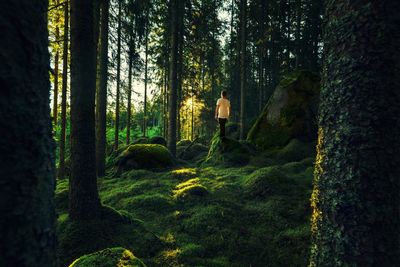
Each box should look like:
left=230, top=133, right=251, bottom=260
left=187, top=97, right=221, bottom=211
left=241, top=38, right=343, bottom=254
left=56, top=139, right=315, bottom=267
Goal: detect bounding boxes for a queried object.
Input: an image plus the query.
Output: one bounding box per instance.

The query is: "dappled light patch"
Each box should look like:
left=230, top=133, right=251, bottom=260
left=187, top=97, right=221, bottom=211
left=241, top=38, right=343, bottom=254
left=170, top=168, right=197, bottom=180
left=173, top=178, right=209, bottom=201
left=68, top=247, right=146, bottom=267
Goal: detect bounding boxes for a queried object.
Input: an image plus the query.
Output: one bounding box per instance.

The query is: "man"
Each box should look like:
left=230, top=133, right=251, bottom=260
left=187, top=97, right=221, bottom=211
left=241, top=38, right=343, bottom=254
left=215, top=90, right=231, bottom=137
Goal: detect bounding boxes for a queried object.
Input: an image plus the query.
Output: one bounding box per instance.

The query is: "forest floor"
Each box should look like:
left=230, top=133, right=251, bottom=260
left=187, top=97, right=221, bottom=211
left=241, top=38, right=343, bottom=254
left=56, top=139, right=315, bottom=267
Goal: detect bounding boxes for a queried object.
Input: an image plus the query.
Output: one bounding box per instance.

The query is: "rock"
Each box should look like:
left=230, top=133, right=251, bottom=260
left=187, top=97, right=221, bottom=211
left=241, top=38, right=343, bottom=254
left=179, top=143, right=209, bottom=161
left=149, top=136, right=167, bottom=146
left=225, top=122, right=240, bottom=139
left=69, top=247, right=146, bottom=267
left=116, top=144, right=174, bottom=172
left=247, top=70, right=320, bottom=149
left=204, top=135, right=254, bottom=166
left=173, top=178, right=209, bottom=201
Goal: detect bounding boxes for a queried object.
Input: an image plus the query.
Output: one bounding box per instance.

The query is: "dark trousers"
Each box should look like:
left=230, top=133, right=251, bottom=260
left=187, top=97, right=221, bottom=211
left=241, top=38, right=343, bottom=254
left=218, top=118, right=227, bottom=137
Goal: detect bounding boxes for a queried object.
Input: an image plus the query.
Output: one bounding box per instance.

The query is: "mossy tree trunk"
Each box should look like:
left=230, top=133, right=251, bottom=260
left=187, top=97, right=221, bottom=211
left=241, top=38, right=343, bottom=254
left=69, top=0, right=101, bottom=220
left=59, top=0, right=69, bottom=180
left=168, top=0, right=179, bottom=157
left=0, top=0, right=56, bottom=265
left=96, top=0, right=109, bottom=177
left=310, top=1, right=400, bottom=266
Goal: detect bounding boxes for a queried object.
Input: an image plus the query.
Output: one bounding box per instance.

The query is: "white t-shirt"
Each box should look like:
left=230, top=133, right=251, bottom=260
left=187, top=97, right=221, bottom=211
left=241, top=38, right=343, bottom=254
left=216, top=98, right=230, bottom=119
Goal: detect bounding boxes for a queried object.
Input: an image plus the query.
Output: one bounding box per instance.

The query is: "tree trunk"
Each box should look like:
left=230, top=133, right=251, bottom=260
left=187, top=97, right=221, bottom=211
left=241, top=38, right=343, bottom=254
left=96, top=0, right=109, bottom=177
left=53, top=0, right=60, bottom=125
left=239, top=0, right=247, bottom=140
left=59, top=0, right=69, bottom=180
left=143, top=20, right=149, bottom=137
left=126, top=36, right=133, bottom=144
left=69, top=0, right=101, bottom=220
left=310, top=1, right=400, bottom=266
left=114, top=0, right=122, bottom=150
left=0, top=1, right=56, bottom=265
left=168, top=0, right=179, bottom=156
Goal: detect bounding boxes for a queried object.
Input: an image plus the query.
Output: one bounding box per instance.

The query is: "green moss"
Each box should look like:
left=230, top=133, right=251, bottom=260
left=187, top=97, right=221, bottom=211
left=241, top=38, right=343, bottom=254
left=169, top=168, right=197, bottom=180
left=116, top=144, right=174, bottom=172
left=179, top=143, right=209, bottom=161
left=205, top=135, right=253, bottom=166
left=173, top=178, right=209, bottom=201
left=133, top=137, right=150, bottom=144
left=57, top=207, right=163, bottom=267
left=69, top=247, right=146, bottom=267
left=244, top=166, right=295, bottom=197
left=276, top=139, right=315, bottom=162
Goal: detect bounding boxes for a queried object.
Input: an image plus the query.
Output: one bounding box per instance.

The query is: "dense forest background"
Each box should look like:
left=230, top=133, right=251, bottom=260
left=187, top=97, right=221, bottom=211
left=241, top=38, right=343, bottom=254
left=48, top=0, right=322, bottom=173
left=1, top=0, right=399, bottom=266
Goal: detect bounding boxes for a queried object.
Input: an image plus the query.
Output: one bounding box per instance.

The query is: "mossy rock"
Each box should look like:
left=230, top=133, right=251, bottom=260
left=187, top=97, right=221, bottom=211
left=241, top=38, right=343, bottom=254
left=177, top=139, right=192, bottom=147
left=247, top=70, right=320, bottom=149
left=149, top=136, right=167, bottom=147
left=116, top=144, right=174, bottom=173
left=57, top=206, right=163, bottom=267
left=244, top=166, right=297, bottom=197
left=275, top=139, right=315, bottom=162
left=173, top=178, right=209, bottom=201
left=204, top=135, right=253, bottom=166
left=69, top=247, right=146, bottom=267
left=179, top=143, right=209, bottom=161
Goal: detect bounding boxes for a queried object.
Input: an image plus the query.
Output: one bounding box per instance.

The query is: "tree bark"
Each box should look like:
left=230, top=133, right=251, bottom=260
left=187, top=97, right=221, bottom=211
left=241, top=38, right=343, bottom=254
left=143, top=17, right=149, bottom=137
left=59, top=0, right=69, bottom=180
left=69, top=0, right=101, bottom=220
left=127, top=31, right=133, bottom=144
left=310, top=1, right=400, bottom=266
left=114, top=0, right=122, bottom=150
left=239, top=0, right=247, bottom=140
left=53, top=0, right=60, bottom=125
left=0, top=0, right=56, bottom=265
left=96, top=0, right=109, bottom=177
left=168, top=0, right=179, bottom=156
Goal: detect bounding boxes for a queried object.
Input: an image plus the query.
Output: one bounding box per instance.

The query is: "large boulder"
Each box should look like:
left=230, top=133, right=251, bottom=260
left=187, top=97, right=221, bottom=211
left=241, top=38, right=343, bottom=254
left=149, top=136, right=167, bottom=146
left=247, top=70, right=320, bottom=149
left=116, top=144, right=174, bottom=172
left=69, top=247, right=146, bottom=267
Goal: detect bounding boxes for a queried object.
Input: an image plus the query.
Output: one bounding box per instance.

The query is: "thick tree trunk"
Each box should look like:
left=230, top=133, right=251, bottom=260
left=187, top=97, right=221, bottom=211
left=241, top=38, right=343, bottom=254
left=53, top=50, right=59, bottom=124
left=310, top=1, right=400, bottom=266
left=96, top=0, right=109, bottom=177
left=0, top=1, right=56, bottom=265
left=168, top=0, right=179, bottom=156
left=69, top=0, right=101, bottom=220
left=239, top=0, right=247, bottom=140
left=59, top=0, right=69, bottom=180
left=114, top=0, right=122, bottom=150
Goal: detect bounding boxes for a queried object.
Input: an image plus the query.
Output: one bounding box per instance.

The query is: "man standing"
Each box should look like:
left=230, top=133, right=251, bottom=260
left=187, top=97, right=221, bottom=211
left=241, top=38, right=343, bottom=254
left=215, top=90, right=231, bottom=137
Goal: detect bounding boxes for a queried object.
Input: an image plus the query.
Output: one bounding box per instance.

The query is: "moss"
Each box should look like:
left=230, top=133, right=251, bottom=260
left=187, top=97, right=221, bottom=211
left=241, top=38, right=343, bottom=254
left=170, top=168, right=197, bottom=180
left=205, top=135, right=253, bottom=166
left=179, top=143, right=209, bottom=161
left=69, top=247, right=146, bottom=267
left=116, top=144, right=174, bottom=173
left=244, top=166, right=296, bottom=197
left=173, top=178, right=209, bottom=201
left=149, top=136, right=167, bottom=147
left=57, top=206, right=163, bottom=267
left=276, top=139, right=315, bottom=162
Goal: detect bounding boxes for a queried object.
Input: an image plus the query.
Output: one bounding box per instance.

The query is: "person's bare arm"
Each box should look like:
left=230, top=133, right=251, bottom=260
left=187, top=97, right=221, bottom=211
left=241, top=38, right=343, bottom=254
left=215, top=105, right=219, bottom=119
